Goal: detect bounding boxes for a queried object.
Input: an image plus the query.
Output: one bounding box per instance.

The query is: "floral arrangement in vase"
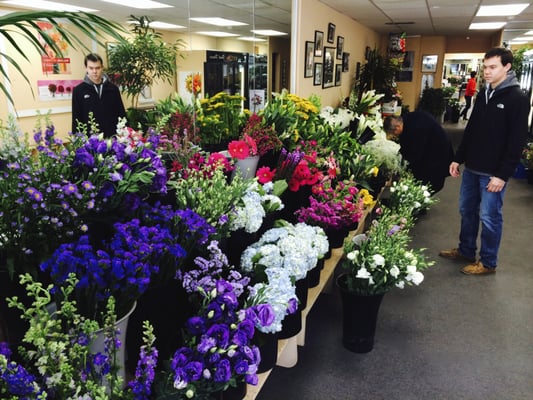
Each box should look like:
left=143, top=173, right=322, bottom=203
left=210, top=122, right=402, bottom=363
left=228, top=134, right=258, bottom=160
left=0, top=274, right=157, bottom=399
left=387, top=171, right=436, bottom=216
left=40, top=217, right=186, bottom=322
left=340, top=207, right=434, bottom=295
left=240, top=113, right=282, bottom=157
left=240, top=221, right=329, bottom=332
left=0, top=121, right=167, bottom=280
left=295, top=178, right=366, bottom=230
left=521, top=141, right=533, bottom=170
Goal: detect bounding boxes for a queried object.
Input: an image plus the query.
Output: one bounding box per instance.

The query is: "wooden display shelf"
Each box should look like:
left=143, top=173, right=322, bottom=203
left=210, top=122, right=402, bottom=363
left=244, top=204, right=374, bottom=400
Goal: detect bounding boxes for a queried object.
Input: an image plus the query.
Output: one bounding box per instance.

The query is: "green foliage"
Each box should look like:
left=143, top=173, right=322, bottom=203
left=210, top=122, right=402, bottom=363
left=107, top=16, right=184, bottom=108
left=354, top=49, right=400, bottom=101
left=417, top=87, right=446, bottom=119
left=512, top=45, right=531, bottom=81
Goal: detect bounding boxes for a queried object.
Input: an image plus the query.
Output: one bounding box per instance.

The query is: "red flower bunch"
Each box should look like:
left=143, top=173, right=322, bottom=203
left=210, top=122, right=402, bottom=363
left=228, top=134, right=258, bottom=160
left=159, top=111, right=200, bottom=153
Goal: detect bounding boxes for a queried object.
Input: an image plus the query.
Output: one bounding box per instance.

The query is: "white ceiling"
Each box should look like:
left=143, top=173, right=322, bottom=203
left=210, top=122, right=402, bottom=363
left=2, top=0, right=533, bottom=45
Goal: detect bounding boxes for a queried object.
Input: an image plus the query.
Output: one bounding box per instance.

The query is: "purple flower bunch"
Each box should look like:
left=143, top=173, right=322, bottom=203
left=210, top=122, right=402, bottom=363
left=168, top=278, right=262, bottom=398
left=0, top=343, right=43, bottom=398
left=0, top=124, right=168, bottom=280
left=40, top=218, right=186, bottom=322
left=273, top=148, right=305, bottom=182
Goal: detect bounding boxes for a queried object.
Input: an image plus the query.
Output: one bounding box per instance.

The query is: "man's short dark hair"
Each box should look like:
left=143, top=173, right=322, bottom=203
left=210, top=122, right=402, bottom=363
left=84, top=53, right=103, bottom=66
left=383, top=115, right=402, bottom=133
left=484, top=47, right=513, bottom=67
left=470, top=71, right=477, bottom=78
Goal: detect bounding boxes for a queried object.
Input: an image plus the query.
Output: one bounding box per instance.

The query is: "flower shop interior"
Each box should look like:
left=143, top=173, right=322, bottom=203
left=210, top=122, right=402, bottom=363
left=0, top=1, right=532, bottom=399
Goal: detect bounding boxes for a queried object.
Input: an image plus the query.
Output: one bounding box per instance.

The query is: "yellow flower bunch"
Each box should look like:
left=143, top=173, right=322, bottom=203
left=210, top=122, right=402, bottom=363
left=358, top=188, right=375, bottom=208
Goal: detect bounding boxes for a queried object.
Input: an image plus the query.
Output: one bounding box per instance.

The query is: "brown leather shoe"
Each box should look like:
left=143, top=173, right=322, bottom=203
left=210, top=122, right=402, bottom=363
left=461, top=261, right=496, bottom=275
left=438, top=248, right=476, bottom=263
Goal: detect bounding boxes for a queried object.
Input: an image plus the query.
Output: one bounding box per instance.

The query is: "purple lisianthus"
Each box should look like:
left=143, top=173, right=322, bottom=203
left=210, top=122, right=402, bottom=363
left=286, top=297, right=299, bottom=315
left=213, top=359, right=231, bottom=383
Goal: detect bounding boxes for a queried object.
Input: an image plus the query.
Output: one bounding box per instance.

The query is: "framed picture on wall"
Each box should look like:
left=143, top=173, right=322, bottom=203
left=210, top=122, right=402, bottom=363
left=342, top=52, right=350, bottom=72
left=322, top=47, right=335, bottom=88
left=314, top=63, right=323, bottom=86
left=336, top=36, right=344, bottom=60
left=335, top=64, right=342, bottom=86
left=314, top=30, right=324, bottom=57
left=327, top=23, right=336, bottom=43
left=421, top=54, right=438, bottom=72
left=304, top=41, right=314, bottom=78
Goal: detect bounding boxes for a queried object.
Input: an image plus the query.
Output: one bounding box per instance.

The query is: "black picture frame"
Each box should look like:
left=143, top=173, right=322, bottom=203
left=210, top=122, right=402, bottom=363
left=421, top=54, right=438, bottom=73
left=314, top=30, right=324, bottom=57
left=365, top=46, right=371, bottom=60
left=304, top=41, right=314, bottom=78
left=342, top=52, right=350, bottom=72
left=327, top=23, right=336, bottom=43
left=335, top=64, right=342, bottom=86
left=322, top=47, right=335, bottom=88
left=313, top=62, right=323, bottom=86
left=355, top=62, right=361, bottom=80
left=336, top=36, right=344, bottom=60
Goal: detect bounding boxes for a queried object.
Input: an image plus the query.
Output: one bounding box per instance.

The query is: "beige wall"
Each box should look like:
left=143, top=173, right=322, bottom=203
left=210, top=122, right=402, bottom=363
left=296, top=0, right=381, bottom=108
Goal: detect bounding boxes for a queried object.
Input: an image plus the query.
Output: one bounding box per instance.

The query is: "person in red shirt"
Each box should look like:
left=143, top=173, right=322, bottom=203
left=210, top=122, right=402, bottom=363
left=460, top=71, right=477, bottom=120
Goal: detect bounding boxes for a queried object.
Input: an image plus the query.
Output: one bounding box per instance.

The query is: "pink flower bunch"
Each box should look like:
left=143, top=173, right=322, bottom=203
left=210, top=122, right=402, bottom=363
left=295, top=178, right=365, bottom=229
left=227, top=134, right=258, bottom=160
left=169, top=151, right=233, bottom=180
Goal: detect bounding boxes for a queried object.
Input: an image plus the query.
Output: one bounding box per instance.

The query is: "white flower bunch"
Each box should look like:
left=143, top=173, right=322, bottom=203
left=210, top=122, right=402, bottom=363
left=363, top=138, right=403, bottom=175
left=349, top=89, right=385, bottom=115
left=319, top=106, right=356, bottom=130
left=388, top=171, right=436, bottom=215
left=341, top=207, right=433, bottom=295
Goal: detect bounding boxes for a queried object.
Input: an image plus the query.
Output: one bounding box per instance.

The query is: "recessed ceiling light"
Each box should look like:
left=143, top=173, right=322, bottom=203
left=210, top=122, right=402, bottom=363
left=238, top=36, right=266, bottom=42
left=2, top=0, right=97, bottom=12
left=469, top=22, right=507, bottom=30
left=130, top=20, right=185, bottom=30
left=196, top=31, right=239, bottom=37
left=101, top=0, right=172, bottom=9
left=477, top=3, right=529, bottom=17
left=251, top=29, right=287, bottom=36
left=190, top=17, right=247, bottom=27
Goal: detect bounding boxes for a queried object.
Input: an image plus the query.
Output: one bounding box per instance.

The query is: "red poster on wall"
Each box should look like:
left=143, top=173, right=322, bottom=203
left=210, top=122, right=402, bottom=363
left=36, top=21, right=71, bottom=75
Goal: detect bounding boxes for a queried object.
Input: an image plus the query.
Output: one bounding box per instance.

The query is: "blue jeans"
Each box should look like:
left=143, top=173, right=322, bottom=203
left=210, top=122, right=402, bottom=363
left=458, top=169, right=506, bottom=268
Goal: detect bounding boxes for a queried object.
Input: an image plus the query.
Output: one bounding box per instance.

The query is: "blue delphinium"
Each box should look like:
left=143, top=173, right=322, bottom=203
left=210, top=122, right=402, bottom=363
left=0, top=343, right=43, bottom=399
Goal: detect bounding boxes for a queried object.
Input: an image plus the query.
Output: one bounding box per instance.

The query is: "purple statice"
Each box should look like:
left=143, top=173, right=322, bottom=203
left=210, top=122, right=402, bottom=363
left=40, top=218, right=186, bottom=322
left=178, top=240, right=250, bottom=299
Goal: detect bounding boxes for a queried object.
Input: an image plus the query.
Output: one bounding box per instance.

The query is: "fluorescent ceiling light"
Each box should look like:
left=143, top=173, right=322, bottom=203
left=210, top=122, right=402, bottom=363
left=100, top=0, right=172, bottom=9
left=511, top=36, right=533, bottom=41
left=510, top=41, right=527, bottom=44
left=190, top=17, right=247, bottom=27
left=196, top=31, right=239, bottom=37
left=238, top=36, right=266, bottom=42
left=2, top=0, right=97, bottom=12
left=477, top=3, right=529, bottom=17
left=525, top=30, right=533, bottom=35
left=130, top=20, right=185, bottom=30
left=251, top=29, right=287, bottom=36
left=469, top=22, right=506, bottom=30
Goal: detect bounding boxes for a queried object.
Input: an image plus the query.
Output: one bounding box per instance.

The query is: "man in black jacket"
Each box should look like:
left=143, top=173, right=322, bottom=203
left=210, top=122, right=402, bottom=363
left=72, top=53, right=126, bottom=137
left=384, top=110, right=454, bottom=194
left=439, top=47, right=529, bottom=275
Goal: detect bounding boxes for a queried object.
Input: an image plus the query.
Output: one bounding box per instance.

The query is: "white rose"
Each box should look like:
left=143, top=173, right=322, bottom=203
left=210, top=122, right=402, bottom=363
left=347, top=251, right=357, bottom=261
left=406, top=264, right=417, bottom=274
left=389, top=265, right=400, bottom=278
left=372, top=254, right=385, bottom=266
left=410, top=271, right=424, bottom=285
left=356, top=267, right=372, bottom=279
left=395, top=281, right=405, bottom=289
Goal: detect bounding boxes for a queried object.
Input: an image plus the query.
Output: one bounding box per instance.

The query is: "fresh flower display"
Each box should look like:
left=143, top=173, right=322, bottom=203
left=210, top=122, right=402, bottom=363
left=240, top=221, right=328, bottom=332
left=40, top=217, right=186, bottom=322
left=362, top=138, right=403, bottom=176
left=196, top=92, right=246, bottom=146
left=230, top=181, right=284, bottom=234
left=319, top=106, right=355, bottom=130
left=347, top=89, right=384, bottom=116
left=341, top=207, right=433, bottom=295
left=0, top=122, right=167, bottom=280
left=228, top=134, right=258, bottom=160
left=387, top=171, right=436, bottom=215
left=157, top=110, right=201, bottom=156
left=358, top=188, right=376, bottom=208
left=168, top=148, right=233, bottom=180
left=295, top=178, right=365, bottom=230
left=241, top=113, right=282, bottom=156
left=0, top=274, right=157, bottom=399
left=185, top=72, right=202, bottom=97
left=169, top=164, right=250, bottom=239
left=162, top=277, right=262, bottom=399
left=260, top=89, right=328, bottom=146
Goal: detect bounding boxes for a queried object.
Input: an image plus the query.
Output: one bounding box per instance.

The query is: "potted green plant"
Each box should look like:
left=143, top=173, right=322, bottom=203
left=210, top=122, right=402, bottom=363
left=107, top=16, right=184, bottom=109
left=446, top=98, right=461, bottom=123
